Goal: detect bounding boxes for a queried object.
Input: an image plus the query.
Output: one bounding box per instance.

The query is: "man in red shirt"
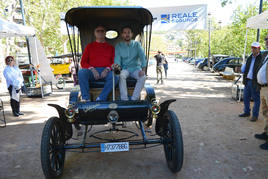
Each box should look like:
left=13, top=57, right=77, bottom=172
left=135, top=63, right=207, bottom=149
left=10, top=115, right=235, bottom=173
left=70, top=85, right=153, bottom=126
left=78, top=25, right=118, bottom=101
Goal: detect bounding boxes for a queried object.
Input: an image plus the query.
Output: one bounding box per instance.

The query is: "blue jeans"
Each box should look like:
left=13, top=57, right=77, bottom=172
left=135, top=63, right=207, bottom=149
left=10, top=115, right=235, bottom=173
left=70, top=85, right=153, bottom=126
left=243, top=80, right=260, bottom=117
left=78, top=68, right=119, bottom=101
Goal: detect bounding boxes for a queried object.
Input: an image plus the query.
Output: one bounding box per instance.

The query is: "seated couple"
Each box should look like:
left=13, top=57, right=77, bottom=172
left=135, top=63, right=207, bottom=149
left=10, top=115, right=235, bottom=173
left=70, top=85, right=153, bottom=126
left=78, top=25, right=147, bottom=101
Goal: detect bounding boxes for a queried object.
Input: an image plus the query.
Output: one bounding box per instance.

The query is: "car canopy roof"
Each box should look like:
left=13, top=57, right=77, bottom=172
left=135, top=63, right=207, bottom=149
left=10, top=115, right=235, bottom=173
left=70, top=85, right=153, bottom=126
left=64, top=6, right=153, bottom=51
left=65, top=6, right=153, bottom=28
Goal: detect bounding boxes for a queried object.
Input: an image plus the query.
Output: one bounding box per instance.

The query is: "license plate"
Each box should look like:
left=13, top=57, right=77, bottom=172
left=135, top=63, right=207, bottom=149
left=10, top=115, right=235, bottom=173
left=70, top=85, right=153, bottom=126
left=100, top=142, right=129, bottom=152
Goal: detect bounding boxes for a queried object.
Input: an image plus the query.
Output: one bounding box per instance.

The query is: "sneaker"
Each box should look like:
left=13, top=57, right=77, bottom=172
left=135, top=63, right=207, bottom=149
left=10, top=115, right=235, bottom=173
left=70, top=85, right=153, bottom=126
left=238, top=113, right=250, bottom=117
left=250, top=116, right=258, bottom=122
left=255, top=132, right=268, bottom=140
left=260, top=141, right=268, bottom=150
left=81, top=99, right=90, bottom=102
left=18, top=112, right=24, bottom=115
left=13, top=112, right=19, bottom=117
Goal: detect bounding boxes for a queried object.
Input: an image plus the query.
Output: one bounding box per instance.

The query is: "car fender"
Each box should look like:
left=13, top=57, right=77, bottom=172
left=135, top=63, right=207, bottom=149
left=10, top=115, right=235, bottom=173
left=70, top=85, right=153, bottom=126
left=155, top=99, right=176, bottom=136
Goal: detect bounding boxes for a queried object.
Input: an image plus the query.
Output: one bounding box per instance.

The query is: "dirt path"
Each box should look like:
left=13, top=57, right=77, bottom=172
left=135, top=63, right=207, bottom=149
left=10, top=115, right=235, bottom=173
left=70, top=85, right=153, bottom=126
left=0, top=60, right=268, bottom=179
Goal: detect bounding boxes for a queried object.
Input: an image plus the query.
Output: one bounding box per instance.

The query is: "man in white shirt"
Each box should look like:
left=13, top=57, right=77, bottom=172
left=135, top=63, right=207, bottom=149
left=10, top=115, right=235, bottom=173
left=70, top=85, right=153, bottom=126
left=255, top=35, right=268, bottom=150
left=239, top=42, right=263, bottom=121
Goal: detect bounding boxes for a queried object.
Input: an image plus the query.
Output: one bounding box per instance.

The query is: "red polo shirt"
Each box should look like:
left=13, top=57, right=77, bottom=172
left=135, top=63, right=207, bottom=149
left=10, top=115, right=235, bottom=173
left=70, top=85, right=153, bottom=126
left=80, top=41, right=114, bottom=69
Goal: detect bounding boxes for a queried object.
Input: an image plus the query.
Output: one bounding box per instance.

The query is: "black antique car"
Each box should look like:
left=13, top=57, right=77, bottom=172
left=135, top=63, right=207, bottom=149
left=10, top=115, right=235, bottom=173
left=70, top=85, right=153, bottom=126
left=40, top=6, right=183, bottom=178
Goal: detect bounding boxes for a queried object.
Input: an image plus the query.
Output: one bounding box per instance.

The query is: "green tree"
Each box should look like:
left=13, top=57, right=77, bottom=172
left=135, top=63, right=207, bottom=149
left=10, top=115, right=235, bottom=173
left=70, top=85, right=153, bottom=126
left=220, top=0, right=233, bottom=7
left=183, top=1, right=268, bottom=58
left=1, top=0, right=130, bottom=56
left=150, top=34, right=167, bottom=54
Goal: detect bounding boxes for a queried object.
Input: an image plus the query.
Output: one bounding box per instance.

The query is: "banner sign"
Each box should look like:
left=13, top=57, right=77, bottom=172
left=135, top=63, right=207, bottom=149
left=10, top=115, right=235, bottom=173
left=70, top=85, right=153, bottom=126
left=149, top=4, right=207, bottom=31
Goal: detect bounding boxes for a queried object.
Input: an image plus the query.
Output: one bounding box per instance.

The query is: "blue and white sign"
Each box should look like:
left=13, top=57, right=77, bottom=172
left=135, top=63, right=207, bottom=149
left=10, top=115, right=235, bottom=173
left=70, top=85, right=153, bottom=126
left=149, top=4, right=207, bottom=31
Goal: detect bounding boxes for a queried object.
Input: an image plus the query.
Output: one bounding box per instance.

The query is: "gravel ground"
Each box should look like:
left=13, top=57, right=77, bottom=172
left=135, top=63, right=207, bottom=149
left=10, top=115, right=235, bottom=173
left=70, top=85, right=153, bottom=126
left=0, top=60, right=268, bottom=179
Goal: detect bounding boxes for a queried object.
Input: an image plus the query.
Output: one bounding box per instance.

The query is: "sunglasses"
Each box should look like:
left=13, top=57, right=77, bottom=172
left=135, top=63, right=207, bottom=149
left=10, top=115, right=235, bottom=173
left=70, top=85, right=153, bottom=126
left=265, top=38, right=268, bottom=41
left=7, top=58, right=13, bottom=63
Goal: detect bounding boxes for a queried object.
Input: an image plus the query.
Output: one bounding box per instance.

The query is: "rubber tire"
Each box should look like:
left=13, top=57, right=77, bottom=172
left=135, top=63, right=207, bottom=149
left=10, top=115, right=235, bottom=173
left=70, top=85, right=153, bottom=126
left=163, top=110, right=184, bottom=173
left=41, top=117, right=65, bottom=179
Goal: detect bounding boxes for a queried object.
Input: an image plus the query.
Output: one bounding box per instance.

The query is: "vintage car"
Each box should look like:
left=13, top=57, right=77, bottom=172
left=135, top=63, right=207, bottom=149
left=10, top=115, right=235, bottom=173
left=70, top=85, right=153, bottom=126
left=212, top=57, right=242, bottom=72
left=40, top=6, right=184, bottom=178
left=48, top=54, right=80, bottom=89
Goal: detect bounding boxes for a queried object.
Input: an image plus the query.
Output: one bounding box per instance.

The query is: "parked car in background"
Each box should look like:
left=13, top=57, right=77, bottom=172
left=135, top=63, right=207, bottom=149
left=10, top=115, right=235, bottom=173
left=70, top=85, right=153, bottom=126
left=194, top=58, right=205, bottom=66
left=212, top=57, right=242, bottom=72
left=189, top=58, right=196, bottom=65
left=182, top=57, right=191, bottom=62
left=212, top=55, right=229, bottom=66
left=197, top=58, right=208, bottom=70
left=197, top=55, right=229, bottom=71
left=185, top=57, right=194, bottom=63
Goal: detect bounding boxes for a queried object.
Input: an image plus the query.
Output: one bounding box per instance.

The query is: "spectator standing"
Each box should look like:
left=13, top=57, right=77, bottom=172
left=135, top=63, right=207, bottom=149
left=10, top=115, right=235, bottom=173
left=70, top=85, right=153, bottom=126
left=239, top=42, right=263, bottom=121
left=256, top=35, right=268, bottom=150
left=154, top=51, right=163, bottom=84
left=69, top=58, right=78, bottom=86
left=162, top=54, right=168, bottom=78
left=3, top=56, right=24, bottom=117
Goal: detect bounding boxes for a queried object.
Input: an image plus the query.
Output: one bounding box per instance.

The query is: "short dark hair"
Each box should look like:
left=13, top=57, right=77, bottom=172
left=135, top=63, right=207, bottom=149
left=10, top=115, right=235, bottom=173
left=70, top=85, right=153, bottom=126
left=121, top=26, right=133, bottom=33
left=5, top=56, right=14, bottom=65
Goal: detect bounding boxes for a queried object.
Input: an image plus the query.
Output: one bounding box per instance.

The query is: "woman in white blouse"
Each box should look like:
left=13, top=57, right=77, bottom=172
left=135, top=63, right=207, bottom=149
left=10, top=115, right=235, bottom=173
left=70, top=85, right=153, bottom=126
left=3, top=56, right=24, bottom=117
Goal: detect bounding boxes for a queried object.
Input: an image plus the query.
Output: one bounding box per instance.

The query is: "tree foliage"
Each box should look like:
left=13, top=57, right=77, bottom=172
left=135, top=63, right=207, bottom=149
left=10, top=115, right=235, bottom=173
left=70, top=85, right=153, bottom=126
left=184, top=1, right=268, bottom=58
left=220, top=0, right=232, bottom=7
left=150, top=34, right=167, bottom=53
left=0, top=0, right=130, bottom=56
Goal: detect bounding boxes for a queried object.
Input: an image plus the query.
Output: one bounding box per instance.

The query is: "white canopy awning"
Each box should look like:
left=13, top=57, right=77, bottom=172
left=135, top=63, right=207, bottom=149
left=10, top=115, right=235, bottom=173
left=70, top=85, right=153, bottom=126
left=0, top=17, right=35, bottom=38
left=246, top=10, right=268, bottom=29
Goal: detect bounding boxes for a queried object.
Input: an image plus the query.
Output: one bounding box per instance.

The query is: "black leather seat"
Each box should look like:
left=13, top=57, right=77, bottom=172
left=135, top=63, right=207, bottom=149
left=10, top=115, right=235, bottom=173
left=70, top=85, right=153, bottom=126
left=89, top=77, right=137, bottom=88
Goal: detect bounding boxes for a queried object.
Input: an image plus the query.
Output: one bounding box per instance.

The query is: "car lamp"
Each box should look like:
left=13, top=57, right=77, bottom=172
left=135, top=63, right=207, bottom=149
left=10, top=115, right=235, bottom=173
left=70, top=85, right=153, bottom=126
left=65, top=105, right=76, bottom=123
left=150, top=98, right=160, bottom=117
left=107, top=110, right=119, bottom=123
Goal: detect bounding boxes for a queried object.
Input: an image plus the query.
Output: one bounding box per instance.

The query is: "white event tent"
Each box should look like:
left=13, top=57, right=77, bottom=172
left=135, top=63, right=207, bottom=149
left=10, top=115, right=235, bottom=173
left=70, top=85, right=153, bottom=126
left=0, top=17, right=54, bottom=96
left=243, top=10, right=268, bottom=63
left=246, top=10, right=268, bottom=29
left=0, top=17, right=35, bottom=38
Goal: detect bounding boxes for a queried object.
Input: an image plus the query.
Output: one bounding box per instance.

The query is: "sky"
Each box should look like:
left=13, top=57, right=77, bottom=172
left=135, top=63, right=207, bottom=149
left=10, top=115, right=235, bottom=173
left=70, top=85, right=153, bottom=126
left=129, top=0, right=260, bottom=25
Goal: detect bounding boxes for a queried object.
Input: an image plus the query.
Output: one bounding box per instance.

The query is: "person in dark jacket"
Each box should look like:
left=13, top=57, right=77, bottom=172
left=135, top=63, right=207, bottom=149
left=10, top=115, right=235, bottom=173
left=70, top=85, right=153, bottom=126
left=154, top=51, right=163, bottom=84
left=239, top=42, right=263, bottom=121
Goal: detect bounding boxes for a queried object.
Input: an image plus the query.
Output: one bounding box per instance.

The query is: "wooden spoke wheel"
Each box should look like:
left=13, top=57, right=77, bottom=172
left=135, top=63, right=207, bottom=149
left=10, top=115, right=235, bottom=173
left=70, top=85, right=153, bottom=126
left=163, top=110, right=184, bottom=173
left=41, top=117, right=66, bottom=178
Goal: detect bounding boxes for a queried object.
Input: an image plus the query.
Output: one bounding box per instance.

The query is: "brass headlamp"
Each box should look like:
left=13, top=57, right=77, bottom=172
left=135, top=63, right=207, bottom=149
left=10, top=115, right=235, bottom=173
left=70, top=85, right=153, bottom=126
left=65, top=105, right=76, bottom=123
left=150, top=98, right=160, bottom=118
